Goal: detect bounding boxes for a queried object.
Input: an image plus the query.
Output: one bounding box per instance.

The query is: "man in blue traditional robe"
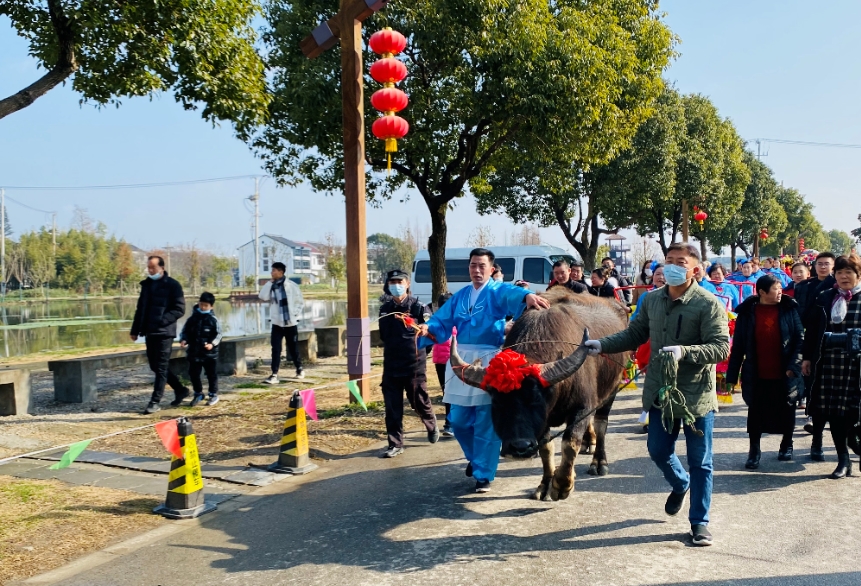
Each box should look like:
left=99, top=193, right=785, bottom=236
left=419, top=248, right=549, bottom=493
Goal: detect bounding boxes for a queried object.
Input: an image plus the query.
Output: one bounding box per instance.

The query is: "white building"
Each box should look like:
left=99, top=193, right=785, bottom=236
left=237, top=235, right=327, bottom=286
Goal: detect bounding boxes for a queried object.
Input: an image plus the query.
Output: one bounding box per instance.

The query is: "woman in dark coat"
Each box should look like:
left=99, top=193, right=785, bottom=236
left=802, top=255, right=861, bottom=479
left=726, top=274, right=804, bottom=469
left=588, top=268, right=617, bottom=298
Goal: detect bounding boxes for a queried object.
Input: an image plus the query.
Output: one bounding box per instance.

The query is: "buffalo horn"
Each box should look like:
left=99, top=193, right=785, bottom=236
left=539, top=328, right=591, bottom=385
left=449, top=336, right=486, bottom=388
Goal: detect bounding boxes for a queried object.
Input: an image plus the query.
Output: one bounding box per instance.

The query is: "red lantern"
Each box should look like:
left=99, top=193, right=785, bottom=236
left=760, top=229, right=769, bottom=240
left=799, top=238, right=806, bottom=251
left=370, top=87, right=408, bottom=113
left=369, top=27, right=410, bottom=174
left=369, top=29, right=406, bottom=57
left=693, top=209, right=708, bottom=228
left=372, top=116, right=410, bottom=149
left=370, top=58, right=408, bottom=85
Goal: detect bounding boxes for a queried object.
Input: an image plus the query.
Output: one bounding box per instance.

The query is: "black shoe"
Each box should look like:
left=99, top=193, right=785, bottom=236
left=691, top=524, right=713, bottom=546
left=381, top=446, right=404, bottom=458
left=665, top=489, right=688, bottom=516
left=143, top=402, right=161, bottom=415
left=829, top=454, right=852, bottom=479
left=190, top=394, right=205, bottom=407
left=441, top=424, right=454, bottom=438
left=169, top=388, right=190, bottom=407
left=778, top=445, right=794, bottom=461
left=745, top=450, right=761, bottom=470
left=428, top=426, right=440, bottom=444
left=810, top=436, right=825, bottom=461
left=465, top=462, right=473, bottom=477
left=803, top=418, right=815, bottom=434
left=475, top=479, right=491, bottom=493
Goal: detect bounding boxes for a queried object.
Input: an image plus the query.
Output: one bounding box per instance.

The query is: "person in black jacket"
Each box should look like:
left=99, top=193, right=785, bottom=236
left=180, top=292, right=223, bottom=407
left=588, top=267, right=617, bottom=298
left=801, top=254, right=861, bottom=479
left=131, top=256, right=189, bottom=414
left=795, top=252, right=836, bottom=320
left=725, top=275, right=804, bottom=469
left=378, top=269, right=438, bottom=458
left=547, top=259, right=588, bottom=294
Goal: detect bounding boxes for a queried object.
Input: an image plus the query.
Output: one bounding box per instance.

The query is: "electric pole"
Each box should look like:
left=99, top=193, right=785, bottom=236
left=250, top=177, right=260, bottom=292
left=52, top=212, right=57, bottom=256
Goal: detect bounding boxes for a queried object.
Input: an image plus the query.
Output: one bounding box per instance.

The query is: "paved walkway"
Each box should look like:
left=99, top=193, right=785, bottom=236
left=24, top=392, right=861, bottom=586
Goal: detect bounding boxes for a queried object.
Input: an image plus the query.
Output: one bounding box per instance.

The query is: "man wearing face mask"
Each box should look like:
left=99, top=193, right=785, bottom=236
left=131, top=256, right=189, bottom=414
left=378, top=269, right=437, bottom=458
left=584, top=243, right=729, bottom=547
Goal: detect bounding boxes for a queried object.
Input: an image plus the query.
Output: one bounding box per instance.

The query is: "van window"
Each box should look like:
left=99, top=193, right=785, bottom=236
left=523, top=257, right=552, bottom=284
left=413, top=259, right=471, bottom=283
left=496, top=258, right=515, bottom=281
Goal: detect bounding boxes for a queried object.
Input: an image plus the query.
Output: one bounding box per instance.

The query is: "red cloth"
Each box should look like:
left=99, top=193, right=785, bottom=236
left=635, top=340, right=652, bottom=371
left=755, top=304, right=782, bottom=380
left=432, top=326, right=456, bottom=364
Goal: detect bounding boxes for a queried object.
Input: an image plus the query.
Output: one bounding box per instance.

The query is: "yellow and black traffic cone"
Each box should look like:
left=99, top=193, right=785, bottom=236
left=153, top=417, right=217, bottom=519
left=268, top=390, right=318, bottom=475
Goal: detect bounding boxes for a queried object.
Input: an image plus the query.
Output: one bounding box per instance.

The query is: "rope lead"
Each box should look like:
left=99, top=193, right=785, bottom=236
left=656, top=351, right=703, bottom=437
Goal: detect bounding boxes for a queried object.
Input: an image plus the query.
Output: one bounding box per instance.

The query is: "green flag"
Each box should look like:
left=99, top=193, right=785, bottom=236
left=49, top=439, right=92, bottom=470
left=346, top=381, right=367, bottom=411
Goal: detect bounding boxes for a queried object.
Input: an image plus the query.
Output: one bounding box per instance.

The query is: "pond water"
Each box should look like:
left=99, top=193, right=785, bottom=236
left=0, top=298, right=380, bottom=359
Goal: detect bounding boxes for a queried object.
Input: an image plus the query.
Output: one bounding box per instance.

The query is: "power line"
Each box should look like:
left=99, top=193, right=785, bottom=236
left=4, top=194, right=54, bottom=214
left=751, top=138, right=861, bottom=149
left=1, top=174, right=267, bottom=191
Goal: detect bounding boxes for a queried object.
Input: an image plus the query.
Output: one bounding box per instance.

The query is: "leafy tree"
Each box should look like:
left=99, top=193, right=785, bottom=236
left=852, top=215, right=861, bottom=244
left=367, top=233, right=414, bottom=276
left=252, top=0, right=675, bottom=301
left=704, top=151, right=786, bottom=267
left=326, top=253, right=346, bottom=293
left=113, top=242, right=136, bottom=283
left=0, top=0, right=269, bottom=132
left=760, top=187, right=829, bottom=256
left=828, top=229, right=856, bottom=256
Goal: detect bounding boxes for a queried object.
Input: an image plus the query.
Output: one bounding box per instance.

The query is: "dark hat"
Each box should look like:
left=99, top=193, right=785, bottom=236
left=386, top=269, right=409, bottom=281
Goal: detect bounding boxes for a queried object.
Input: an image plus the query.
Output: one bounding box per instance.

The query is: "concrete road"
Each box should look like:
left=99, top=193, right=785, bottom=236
left=38, top=392, right=861, bottom=586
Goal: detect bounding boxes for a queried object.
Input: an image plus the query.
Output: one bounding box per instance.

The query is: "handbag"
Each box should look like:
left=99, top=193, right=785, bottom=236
left=786, top=375, right=804, bottom=407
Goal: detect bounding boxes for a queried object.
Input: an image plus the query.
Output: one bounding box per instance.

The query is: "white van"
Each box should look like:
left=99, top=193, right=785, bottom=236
left=410, top=245, right=578, bottom=301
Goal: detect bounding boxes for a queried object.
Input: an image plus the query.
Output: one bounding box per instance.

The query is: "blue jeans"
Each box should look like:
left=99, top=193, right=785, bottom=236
left=647, top=408, right=714, bottom=526
left=449, top=404, right=502, bottom=482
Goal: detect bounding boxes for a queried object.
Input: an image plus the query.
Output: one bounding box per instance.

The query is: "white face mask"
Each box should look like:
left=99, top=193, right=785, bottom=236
left=644, top=269, right=653, bottom=278
left=147, top=271, right=163, bottom=280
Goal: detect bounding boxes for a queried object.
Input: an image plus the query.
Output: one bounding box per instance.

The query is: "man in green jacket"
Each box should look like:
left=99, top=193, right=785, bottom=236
left=584, top=242, right=729, bottom=547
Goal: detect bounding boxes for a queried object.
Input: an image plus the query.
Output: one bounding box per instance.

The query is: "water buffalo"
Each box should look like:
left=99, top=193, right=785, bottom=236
left=450, top=288, right=627, bottom=501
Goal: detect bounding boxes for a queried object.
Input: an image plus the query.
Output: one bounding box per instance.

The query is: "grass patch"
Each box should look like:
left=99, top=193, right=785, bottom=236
left=0, top=481, right=48, bottom=504
left=319, top=401, right=384, bottom=419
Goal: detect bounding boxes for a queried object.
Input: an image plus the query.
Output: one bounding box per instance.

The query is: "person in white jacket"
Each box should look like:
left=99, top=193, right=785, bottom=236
left=259, top=262, right=306, bottom=383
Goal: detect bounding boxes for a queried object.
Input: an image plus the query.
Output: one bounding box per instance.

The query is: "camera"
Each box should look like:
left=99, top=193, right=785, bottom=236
left=823, top=328, right=861, bottom=357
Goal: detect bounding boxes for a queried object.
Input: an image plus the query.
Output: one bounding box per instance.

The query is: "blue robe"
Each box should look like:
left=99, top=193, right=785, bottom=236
left=712, top=282, right=741, bottom=310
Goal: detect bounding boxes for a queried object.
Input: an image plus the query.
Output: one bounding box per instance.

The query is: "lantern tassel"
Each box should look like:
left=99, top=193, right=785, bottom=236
left=387, top=153, right=392, bottom=176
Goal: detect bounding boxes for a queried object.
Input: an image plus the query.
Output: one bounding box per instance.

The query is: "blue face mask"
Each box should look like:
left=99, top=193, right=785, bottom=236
left=389, top=284, right=406, bottom=297
left=147, top=271, right=163, bottom=280
left=663, top=264, right=691, bottom=287
left=198, top=308, right=211, bottom=314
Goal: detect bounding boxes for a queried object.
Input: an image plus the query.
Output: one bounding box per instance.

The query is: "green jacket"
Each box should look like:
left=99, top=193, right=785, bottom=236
left=600, top=282, right=730, bottom=418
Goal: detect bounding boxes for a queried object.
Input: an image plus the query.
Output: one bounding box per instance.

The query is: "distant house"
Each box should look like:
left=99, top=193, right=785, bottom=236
left=237, top=234, right=327, bottom=285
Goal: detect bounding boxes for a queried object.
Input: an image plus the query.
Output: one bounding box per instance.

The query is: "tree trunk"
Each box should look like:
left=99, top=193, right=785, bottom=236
left=427, top=201, right=448, bottom=307
left=730, top=244, right=737, bottom=271
left=699, top=235, right=708, bottom=262
left=0, top=0, right=78, bottom=120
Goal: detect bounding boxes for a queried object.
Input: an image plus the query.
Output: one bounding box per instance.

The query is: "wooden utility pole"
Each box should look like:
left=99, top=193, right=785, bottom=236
left=301, top=0, right=389, bottom=402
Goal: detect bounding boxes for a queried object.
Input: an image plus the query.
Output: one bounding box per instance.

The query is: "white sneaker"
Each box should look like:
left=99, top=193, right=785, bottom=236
left=295, top=370, right=305, bottom=380
left=263, top=374, right=279, bottom=385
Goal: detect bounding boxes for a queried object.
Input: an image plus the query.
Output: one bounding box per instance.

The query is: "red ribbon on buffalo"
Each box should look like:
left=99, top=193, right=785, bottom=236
left=480, top=349, right=549, bottom=393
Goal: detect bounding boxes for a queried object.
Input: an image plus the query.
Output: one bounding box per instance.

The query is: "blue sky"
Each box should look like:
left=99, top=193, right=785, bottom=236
left=0, top=0, right=859, bottom=255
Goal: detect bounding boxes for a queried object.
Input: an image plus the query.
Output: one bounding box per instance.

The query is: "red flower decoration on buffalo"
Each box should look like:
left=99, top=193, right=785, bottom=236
left=481, top=349, right=548, bottom=393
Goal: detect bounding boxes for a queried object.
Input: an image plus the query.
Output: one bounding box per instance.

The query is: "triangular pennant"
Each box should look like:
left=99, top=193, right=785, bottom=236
left=299, top=389, right=318, bottom=421
left=155, top=419, right=183, bottom=459
left=49, top=439, right=92, bottom=470
left=346, top=380, right=367, bottom=411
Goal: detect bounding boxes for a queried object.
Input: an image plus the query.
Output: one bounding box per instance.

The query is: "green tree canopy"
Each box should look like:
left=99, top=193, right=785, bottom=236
left=252, top=0, right=675, bottom=300
left=828, top=229, right=856, bottom=256
left=368, top=233, right=414, bottom=276
left=0, top=0, right=270, bottom=132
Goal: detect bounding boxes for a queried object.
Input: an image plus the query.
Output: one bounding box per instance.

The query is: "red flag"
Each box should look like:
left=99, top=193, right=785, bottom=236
left=299, top=389, right=318, bottom=421
left=155, top=419, right=182, bottom=459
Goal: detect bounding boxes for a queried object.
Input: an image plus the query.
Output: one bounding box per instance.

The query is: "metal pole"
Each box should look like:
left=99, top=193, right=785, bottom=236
left=252, top=177, right=260, bottom=293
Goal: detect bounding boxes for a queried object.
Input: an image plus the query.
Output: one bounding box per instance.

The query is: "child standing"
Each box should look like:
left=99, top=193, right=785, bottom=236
left=432, top=293, right=454, bottom=437
left=378, top=269, right=438, bottom=458
left=180, top=292, right=223, bottom=406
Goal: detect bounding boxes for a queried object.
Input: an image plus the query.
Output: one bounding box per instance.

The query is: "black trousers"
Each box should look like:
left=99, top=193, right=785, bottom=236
left=145, top=336, right=186, bottom=403
left=382, top=373, right=436, bottom=448
left=271, top=324, right=302, bottom=374
left=189, top=358, right=218, bottom=397
left=435, top=363, right=451, bottom=422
